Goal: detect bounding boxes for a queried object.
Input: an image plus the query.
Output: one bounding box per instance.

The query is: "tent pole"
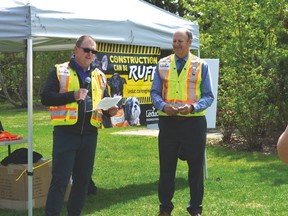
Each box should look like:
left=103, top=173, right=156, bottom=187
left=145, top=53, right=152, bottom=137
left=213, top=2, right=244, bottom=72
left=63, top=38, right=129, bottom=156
left=27, top=38, right=33, bottom=216
left=197, top=47, right=209, bottom=180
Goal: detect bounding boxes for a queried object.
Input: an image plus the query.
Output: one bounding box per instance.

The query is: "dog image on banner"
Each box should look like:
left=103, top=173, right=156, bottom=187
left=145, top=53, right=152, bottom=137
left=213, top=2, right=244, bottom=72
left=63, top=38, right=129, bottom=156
left=107, top=73, right=127, bottom=127
left=106, top=74, right=141, bottom=127
left=123, top=97, right=141, bottom=126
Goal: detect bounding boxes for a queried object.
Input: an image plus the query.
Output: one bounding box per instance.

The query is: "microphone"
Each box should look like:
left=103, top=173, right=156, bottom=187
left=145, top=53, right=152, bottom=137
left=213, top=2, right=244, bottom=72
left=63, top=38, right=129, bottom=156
left=78, top=77, right=91, bottom=104
left=83, top=77, right=91, bottom=90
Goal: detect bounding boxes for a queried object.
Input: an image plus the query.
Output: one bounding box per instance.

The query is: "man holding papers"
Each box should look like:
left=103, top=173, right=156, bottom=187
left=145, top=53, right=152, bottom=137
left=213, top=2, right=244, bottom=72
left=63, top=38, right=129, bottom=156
left=41, top=35, right=118, bottom=216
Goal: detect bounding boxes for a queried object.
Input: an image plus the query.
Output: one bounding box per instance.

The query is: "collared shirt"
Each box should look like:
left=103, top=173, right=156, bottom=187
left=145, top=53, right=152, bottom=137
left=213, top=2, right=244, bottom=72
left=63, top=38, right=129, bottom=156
left=175, top=55, right=188, bottom=63
left=70, top=55, right=90, bottom=86
left=175, top=55, right=188, bottom=75
left=150, top=53, right=214, bottom=113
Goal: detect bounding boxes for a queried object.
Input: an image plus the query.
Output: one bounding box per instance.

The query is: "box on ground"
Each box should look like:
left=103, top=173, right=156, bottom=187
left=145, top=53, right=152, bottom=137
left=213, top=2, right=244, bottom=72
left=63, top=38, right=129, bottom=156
left=0, top=158, right=71, bottom=211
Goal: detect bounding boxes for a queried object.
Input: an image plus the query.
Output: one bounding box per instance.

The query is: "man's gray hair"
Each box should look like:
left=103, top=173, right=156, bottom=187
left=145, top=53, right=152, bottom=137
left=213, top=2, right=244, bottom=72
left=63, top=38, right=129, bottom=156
left=186, top=29, right=193, bottom=40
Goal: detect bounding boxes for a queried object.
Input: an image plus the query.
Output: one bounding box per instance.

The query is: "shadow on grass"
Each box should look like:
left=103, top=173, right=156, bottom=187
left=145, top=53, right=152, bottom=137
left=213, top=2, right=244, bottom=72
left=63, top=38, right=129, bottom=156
left=84, top=177, right=188, bottom=214
left=207, top=146, right=288, bottom=186
left=249, top=163, right=288, bottom=186
left=207, top=145, right=278, bottom=163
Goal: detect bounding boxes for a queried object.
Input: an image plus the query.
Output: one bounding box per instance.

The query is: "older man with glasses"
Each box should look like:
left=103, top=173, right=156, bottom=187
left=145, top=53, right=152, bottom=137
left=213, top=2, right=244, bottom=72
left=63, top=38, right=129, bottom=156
left=41, top=35, right=118, bottom=216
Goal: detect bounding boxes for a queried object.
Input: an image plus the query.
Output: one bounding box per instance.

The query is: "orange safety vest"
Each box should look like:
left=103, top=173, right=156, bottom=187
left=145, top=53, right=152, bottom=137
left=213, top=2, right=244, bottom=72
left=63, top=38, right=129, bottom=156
left=49, top=62, right=106, bottom=128
left=157, top=54, right=206, bottom=116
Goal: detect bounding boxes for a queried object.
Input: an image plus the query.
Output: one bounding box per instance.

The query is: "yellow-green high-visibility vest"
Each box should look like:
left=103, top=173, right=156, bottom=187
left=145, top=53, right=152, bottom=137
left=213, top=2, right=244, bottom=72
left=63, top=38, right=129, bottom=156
left=49, top=62, right=106, bottom=128
left=157, top=54, right=206, bottom=117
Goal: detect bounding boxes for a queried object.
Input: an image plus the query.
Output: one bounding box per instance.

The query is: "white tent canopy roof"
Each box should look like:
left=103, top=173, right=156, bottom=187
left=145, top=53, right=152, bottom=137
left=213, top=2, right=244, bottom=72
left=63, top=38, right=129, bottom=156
left=0, top=0, right=199, bottom=52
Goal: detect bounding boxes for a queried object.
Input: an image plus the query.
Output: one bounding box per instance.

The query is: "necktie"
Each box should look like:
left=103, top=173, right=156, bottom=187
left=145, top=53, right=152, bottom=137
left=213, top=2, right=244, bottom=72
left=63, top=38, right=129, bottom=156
left=177, top=59, right=185, bottom=75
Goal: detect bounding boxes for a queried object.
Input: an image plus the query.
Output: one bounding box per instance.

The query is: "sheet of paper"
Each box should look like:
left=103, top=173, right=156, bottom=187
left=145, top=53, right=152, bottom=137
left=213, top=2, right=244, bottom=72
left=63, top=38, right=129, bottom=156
left=89, top=96, right=122, bottom=111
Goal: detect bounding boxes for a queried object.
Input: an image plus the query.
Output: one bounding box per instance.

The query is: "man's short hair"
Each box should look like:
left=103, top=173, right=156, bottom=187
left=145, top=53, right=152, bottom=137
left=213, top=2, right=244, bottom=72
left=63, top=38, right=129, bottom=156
left=185, top=29, right=193, bottom=40
left=75, top=35, right=95, bottom=47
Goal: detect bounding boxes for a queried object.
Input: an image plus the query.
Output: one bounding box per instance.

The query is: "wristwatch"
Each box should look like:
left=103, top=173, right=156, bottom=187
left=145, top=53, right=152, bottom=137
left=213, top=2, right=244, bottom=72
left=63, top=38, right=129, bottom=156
left=190, top=104, right=194, bottom=113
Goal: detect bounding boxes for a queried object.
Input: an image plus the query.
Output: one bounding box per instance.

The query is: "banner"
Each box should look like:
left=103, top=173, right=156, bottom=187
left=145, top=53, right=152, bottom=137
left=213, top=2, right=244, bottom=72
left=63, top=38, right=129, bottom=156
left=96, top=42, right=161, bottom=128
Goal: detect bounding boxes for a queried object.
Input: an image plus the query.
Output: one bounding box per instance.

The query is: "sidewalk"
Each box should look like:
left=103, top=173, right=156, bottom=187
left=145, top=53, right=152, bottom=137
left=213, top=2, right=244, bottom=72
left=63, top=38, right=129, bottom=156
left=113, top=128, right=222, bottom=139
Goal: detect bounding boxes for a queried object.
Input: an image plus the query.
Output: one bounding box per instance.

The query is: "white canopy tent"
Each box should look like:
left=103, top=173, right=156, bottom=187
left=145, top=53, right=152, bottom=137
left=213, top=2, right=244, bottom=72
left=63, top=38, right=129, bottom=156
left=0, top=0, right=199, bottom=215
left=0, top=0, right=199, bottom=51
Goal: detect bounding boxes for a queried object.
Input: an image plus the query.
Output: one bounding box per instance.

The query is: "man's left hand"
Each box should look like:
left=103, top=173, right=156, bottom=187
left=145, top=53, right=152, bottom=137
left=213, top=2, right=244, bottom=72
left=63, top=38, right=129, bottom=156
left=108, top=106, right=118, bottom=116
left=178, top=104, right=193, bottom=115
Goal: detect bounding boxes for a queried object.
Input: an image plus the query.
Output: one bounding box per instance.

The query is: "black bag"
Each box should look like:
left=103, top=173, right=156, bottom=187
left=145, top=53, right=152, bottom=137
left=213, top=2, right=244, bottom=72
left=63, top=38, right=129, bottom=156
left=0, top=148, right=43, bottom=166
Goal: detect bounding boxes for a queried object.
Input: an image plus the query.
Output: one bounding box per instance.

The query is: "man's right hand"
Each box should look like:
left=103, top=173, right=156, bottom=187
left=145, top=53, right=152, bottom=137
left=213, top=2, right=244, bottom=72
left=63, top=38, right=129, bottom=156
left=163, top=104, right=179, bottom=116
left=74, top=89, right=88, bottom=102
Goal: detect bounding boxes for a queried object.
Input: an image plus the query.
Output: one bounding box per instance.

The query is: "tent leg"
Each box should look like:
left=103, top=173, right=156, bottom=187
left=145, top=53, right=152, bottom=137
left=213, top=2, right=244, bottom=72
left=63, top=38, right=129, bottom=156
left=27, top=38, right=33, bottom=216
left=204, top=150, right=208, bottom=180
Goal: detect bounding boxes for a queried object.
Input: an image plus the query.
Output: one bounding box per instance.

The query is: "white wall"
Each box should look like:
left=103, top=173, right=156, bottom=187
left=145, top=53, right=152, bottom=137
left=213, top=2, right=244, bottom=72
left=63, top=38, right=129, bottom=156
left=204, top=59, right=219, bottom=129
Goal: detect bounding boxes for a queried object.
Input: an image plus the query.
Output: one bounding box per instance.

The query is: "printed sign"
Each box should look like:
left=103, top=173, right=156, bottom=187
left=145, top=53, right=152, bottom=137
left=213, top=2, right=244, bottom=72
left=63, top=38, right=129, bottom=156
left=96, top=42, right=161, bottom=127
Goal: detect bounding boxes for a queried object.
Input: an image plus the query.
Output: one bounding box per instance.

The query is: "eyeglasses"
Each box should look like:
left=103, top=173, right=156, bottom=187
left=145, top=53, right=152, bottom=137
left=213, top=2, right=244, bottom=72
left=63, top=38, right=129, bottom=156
left=78, top=46, right=98, bottom=55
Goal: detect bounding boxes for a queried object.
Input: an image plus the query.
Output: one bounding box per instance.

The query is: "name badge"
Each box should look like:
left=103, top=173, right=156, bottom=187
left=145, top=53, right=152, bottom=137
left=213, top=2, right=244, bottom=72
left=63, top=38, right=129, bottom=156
left=159, top=62, right=170, bottom=70
left=58, top=65, right=70, bottom=76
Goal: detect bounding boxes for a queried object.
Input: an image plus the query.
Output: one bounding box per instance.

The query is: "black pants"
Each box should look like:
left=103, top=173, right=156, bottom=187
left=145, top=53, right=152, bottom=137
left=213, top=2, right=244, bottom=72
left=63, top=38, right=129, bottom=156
left=45, top=129, right=97, bottom=216
left=158, top=116, right=206, bottom=215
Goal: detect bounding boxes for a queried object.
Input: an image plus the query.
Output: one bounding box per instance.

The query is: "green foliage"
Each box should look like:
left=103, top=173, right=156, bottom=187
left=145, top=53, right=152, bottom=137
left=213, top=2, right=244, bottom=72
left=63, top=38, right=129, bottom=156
left=189, top=0, right=288, bottom=150
left=0, top=50, right=72, bottom=107
left=0, top=52, right=26, bottom=107
left=145, top=0, right=288, bottom=149
left=223, top=67, right=279, bottom=150
left=33, top=51, right=73, bottom=102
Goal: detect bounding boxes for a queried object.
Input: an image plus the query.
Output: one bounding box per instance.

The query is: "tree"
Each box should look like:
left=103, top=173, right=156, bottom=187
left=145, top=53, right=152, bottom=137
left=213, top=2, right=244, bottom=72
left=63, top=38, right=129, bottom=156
left=0, top=52, right=26, bottom=107
left=0, top=51, right=72, bottom=108
left=145, top=0, right=288, bottom=150
left=144, top=0, right=197, bottom=18
left=190, top=0, right=288, bottom=150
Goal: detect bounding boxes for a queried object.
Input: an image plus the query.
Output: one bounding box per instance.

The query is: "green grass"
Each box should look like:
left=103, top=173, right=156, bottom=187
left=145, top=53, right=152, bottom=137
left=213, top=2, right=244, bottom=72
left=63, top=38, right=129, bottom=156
left=1, top=109, right=288, bottom=215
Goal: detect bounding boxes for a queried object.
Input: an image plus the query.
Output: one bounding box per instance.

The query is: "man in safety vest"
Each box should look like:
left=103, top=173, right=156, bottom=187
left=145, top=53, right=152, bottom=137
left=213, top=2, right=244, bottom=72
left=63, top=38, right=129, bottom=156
left=150, top=28, right=214, bottom=216
left=41, top=35, right=118, bottom=216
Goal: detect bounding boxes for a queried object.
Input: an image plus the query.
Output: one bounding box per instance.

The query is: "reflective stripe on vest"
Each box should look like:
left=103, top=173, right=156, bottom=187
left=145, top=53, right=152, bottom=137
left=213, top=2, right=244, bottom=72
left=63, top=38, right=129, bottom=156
left=90, top=70, right=106, bottom=128
left=50, top=62, right=79, bottom=125
left=50, top=62, right=106, bottom=127
left=157, top=54, right=206, bottom=116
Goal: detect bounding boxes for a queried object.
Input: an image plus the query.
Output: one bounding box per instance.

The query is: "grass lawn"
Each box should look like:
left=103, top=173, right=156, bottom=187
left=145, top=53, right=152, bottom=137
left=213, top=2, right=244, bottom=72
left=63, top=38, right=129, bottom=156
left=0, top=108, right=288, bottom=215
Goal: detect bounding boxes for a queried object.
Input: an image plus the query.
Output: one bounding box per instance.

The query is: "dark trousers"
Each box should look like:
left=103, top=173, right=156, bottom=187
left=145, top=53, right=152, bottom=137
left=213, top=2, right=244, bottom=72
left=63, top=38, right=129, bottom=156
left=158, top=116, right=207, bottom=214
left=45, top=130, right=97, bottom=216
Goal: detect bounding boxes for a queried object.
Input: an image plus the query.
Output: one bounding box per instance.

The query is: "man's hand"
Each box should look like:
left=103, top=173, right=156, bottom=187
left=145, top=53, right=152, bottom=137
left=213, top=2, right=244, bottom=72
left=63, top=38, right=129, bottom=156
left=178, top=104, right=193, bottom=115
left=163, top=104, right=179, bottom=116
left=107, top=106, right=118, bottom=116
left=74, top=89, right=88, bottom=102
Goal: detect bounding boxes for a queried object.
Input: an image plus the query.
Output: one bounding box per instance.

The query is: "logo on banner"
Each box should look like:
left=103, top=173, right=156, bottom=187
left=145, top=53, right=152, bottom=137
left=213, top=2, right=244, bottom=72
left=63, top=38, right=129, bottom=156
left=146, top=106, right=158, bottom=118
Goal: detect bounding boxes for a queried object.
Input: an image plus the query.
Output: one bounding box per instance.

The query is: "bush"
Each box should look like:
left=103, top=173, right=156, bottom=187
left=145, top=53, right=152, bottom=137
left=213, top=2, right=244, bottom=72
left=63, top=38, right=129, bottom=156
left=218, top=66, right=279, bottom=151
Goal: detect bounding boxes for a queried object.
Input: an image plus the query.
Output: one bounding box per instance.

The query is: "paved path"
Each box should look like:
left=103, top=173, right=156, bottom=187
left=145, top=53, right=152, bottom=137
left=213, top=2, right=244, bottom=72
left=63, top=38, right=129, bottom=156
left=113, top=128, right=222, bottom=139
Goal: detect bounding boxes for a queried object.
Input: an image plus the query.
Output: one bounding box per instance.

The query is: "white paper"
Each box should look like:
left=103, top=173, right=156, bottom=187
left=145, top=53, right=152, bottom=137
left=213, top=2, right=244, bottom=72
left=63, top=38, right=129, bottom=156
left=88, top=96, right=122, bottom=111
